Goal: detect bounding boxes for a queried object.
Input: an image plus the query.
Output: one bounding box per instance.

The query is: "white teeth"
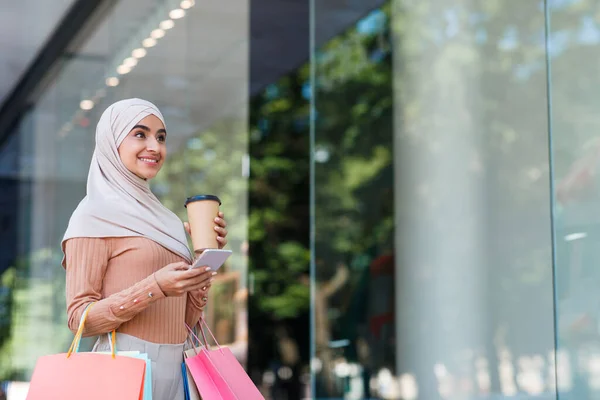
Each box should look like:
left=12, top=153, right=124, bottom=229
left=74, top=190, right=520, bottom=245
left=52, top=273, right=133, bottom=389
left=139, top=158, right=158, bottom=163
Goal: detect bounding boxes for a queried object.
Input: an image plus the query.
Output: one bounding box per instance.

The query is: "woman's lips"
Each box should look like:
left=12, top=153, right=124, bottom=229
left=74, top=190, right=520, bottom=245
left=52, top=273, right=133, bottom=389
left=138, top=157, right=160, bottom=166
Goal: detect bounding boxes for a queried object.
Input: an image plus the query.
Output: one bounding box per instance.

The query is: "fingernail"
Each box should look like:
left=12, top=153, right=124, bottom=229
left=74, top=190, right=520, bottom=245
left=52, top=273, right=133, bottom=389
left=205, top=267, right=211, bottom=272
left=202, top=287, right=207, bottom=291
left=211, top=272, right=217, bottom=276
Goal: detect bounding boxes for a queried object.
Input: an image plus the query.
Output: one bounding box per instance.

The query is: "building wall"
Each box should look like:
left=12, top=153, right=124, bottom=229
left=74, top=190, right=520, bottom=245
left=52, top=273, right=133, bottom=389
left=311, top=1, right=600, bottom=399
left=0, top=0, right=599, bottom=399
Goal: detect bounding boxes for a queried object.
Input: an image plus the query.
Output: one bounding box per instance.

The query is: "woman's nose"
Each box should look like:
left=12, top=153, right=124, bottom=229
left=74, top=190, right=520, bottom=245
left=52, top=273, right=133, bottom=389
left=146, top=138, right=159, bottom=151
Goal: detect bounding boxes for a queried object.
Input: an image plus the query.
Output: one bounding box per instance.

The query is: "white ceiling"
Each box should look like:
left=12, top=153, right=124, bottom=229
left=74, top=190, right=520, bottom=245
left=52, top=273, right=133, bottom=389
left=2, top=0, right=384, bottom=135
left=50, top=0, right=248, bottom=141
left=2, top=0, right=384, bottom=181
left=24, top=0, right=249, bottom=181
left=0, top=0, right=76, bottom=105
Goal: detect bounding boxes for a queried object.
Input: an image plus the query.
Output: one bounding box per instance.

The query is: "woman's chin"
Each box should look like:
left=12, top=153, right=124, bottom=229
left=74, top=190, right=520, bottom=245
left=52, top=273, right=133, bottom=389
left=133, top=171, right=158, bottom=180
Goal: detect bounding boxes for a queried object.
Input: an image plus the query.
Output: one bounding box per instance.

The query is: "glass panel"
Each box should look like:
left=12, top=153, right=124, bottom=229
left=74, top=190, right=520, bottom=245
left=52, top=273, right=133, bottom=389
left=246, top=72, right=312, bottom=399
left=548, top=0, right=600, bottom=398
left=245, top=2, right=313, bottom=398
left=312, top=1, right=556, bottom=399
left=0, top=0, right=250, bottom=393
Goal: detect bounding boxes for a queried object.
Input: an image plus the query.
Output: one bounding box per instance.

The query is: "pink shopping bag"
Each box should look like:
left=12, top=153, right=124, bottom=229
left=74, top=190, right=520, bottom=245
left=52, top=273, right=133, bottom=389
left=27, top=303, right=146, bottom=400
left=184, top=320, right=264, bottom=400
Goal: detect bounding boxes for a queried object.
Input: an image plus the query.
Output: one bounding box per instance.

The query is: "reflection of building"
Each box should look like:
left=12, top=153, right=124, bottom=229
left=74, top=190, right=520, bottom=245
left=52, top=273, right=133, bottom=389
left=2, top=1, right=600, bottom=400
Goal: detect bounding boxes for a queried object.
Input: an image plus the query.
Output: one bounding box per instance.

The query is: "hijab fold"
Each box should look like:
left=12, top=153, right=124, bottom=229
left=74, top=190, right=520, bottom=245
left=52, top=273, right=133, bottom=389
left=62, top=98, right=193, bottom=266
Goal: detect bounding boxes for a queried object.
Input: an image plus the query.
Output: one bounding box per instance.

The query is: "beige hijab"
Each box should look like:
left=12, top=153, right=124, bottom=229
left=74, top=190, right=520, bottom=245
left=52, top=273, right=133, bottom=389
left=61, top=98, right=193, bottom=266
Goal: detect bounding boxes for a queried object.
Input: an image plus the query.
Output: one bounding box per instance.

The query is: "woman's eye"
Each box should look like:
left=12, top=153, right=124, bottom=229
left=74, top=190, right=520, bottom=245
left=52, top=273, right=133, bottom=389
left=157, top=135, right=166, bottom=142
left=134, top=132, right=146, bottom=138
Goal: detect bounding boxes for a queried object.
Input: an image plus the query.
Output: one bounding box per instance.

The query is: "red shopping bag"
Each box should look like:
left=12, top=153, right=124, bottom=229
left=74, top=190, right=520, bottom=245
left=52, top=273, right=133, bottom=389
left=27, top=304, right=146, bottom=400
left=185, top=319, right=264, bottom=400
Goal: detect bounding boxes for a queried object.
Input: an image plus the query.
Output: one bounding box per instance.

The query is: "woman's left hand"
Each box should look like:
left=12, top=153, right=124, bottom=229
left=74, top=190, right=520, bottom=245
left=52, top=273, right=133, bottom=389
left=214, top=211, right=228, bottom=249
left=184, top=211, right=228, bottom=249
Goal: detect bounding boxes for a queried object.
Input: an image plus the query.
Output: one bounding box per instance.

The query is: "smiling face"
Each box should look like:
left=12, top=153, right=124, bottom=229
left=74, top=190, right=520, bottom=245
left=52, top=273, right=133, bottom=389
left=118, top=114, right=167, bottom=180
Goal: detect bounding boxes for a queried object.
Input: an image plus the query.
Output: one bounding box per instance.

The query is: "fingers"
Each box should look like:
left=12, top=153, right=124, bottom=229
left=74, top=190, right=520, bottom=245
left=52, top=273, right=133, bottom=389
left=214, top=226, right=227, bottom=236
left=183, top=267, right=215, bottom=282
left=189, top=280, right=214, bottom=293
left=171, top=261, right=191, bottom=271
left=215, top=227, right=227, bottom=246
left=214, top=214, right=227, bottom=250
left=201, top=283, right=212, bottom=293
left=214, top=215, right=227, bottom=228
left=195, top=284, right=212, bottom=297
left=183, top=266, right=213, bottom=279
left=185, top=276, right=214, bottom=292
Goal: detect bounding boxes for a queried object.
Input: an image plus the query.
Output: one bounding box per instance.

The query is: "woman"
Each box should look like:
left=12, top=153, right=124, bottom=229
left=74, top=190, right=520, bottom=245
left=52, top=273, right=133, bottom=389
left=62, top=98, right=228, bottom=399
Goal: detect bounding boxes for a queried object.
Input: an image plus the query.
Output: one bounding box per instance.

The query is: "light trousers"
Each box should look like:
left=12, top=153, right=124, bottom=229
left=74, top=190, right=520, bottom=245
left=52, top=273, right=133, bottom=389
left=93, top=332, right=185, bottom=400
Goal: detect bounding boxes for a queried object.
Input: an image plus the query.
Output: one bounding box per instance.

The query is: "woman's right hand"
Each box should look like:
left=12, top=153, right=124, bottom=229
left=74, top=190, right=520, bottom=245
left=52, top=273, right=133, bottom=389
left=154, top=261, right=215, bottom=297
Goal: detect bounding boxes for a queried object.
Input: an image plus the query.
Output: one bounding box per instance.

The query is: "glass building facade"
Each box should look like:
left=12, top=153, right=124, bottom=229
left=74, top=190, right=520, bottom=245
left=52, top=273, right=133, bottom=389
left=1, top=0, right=600, bottom=399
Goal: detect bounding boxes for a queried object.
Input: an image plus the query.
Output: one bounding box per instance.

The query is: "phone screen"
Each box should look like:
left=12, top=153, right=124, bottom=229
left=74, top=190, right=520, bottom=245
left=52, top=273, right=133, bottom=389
left=191, top=249, right=232, bottom=270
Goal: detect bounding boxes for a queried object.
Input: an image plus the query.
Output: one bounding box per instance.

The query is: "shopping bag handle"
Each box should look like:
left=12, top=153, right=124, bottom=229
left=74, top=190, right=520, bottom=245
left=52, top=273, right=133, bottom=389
left=185, top=318, right=224, bottom=354
left=67, top=302, right=116, bottom=359
left=185, top=322, right=208, bottom=350
left=184, top=323, right=204, bottom=357
left=198, top=317, right=221, bottom=350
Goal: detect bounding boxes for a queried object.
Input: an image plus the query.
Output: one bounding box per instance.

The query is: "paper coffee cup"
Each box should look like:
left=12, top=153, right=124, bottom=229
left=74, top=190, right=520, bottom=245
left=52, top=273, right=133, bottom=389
left=184, top=194, right=221, bottom=254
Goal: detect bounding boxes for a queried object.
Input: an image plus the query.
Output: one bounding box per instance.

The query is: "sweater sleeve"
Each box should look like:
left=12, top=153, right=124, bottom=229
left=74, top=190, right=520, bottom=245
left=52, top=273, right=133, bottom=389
left=185, top=290, right=205, bottom=328
left=65, top=237, right=166, bottom=337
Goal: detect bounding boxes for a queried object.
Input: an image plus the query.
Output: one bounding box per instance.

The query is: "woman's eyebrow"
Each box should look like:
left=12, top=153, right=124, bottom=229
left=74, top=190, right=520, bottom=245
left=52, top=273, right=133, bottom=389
left=131, top=124, right=150, bottom=132
left=131, top=124, right=167, bottom=135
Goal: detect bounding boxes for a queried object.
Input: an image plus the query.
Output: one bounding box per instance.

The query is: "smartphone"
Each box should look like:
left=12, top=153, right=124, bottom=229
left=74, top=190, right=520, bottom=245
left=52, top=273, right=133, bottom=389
left=190, top=249, right=232, bottom=271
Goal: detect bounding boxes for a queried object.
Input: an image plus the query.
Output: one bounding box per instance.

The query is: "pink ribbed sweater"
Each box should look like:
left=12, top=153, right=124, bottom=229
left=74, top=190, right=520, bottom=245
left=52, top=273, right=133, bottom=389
left=64, top=237, right=203, bottom=344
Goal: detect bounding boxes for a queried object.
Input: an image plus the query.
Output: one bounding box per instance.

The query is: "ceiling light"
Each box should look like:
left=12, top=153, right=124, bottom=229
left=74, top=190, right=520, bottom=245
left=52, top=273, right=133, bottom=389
left=169, top=8, right=185, bottom=19
left=106, top=77, right=120, bottom=87
left=80, top=100, right=94, bottom=111
left=123, top=57, right=138, bottom=68
left=151, top=29, right=165, bottom=39
left=180, top=0, right=195, bottom=9
left=565, top=232, right=587, bottom=241
left=160, top=19, right=174, bottom=30
left=142, top=37, right=157, bottom=48
left=132, top=48, right=147, bottom=58
left=117, top=65, right=132, bottom=75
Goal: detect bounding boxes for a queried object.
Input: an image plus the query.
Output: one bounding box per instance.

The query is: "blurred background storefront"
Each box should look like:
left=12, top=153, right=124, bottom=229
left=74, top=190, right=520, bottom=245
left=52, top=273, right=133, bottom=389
left=1, top=0, right=600, bottom=399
